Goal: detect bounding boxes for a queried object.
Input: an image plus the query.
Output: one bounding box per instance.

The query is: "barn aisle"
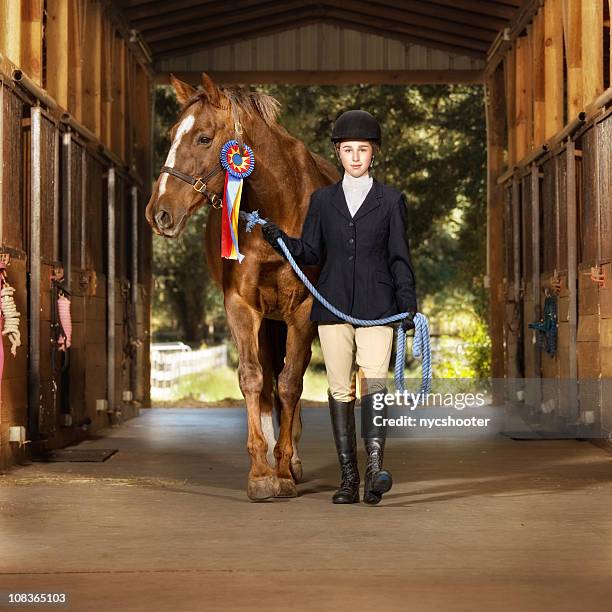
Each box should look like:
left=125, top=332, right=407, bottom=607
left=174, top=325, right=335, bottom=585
left=2, top=407, right=612, bottom=611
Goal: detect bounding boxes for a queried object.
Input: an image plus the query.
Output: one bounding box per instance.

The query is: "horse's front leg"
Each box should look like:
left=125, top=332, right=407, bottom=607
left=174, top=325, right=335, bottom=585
left=225, top=293, right=280, bottom=501
left=275, top=299, right=317, bottom=496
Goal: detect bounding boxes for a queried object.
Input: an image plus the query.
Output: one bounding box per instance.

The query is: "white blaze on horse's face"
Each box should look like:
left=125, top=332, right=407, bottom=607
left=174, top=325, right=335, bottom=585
left=159, top=110, right=196, bottom=197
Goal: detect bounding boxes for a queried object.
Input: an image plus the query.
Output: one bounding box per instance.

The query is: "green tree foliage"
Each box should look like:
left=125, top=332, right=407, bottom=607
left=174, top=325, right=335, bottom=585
left=151, top=83, right=489, bottom=375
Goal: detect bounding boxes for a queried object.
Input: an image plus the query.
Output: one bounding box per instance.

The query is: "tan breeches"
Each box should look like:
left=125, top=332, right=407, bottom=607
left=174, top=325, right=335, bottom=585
left=317, top=323, right=395, bottom=402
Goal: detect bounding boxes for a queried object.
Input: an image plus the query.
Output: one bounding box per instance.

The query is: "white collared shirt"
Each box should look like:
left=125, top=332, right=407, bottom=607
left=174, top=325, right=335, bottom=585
left=342, top=172, right=373, bottom=218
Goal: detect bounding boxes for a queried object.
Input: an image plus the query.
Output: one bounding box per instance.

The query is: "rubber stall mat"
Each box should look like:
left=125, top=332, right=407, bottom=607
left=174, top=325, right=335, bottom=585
left=33, top=449, right=118, bottom=462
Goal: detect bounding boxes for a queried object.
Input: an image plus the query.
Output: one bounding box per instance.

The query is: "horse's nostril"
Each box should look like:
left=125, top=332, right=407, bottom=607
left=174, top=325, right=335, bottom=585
left=155, top=210, right=173, bottom=230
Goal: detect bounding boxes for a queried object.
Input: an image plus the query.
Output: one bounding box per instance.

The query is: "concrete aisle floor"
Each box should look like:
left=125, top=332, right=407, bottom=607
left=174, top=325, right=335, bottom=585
left=1, top=407, right=612, bottom=611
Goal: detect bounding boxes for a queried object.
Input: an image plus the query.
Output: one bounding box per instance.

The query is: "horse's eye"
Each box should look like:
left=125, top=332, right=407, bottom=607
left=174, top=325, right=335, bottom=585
left=197, top=135, right=212, bottom=145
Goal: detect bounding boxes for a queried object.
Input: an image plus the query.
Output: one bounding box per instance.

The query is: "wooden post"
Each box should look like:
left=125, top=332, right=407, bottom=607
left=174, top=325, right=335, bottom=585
left=46, top=0, right=70, bottom=109
left=504, top=46, right=516, bottom=166
left=515, top=36, right=529, bottom=161
left=609, top=0, right=612, bottom=87
left=21, top=0, right=43, bottom=86
left=581, top=0, right=604, bottom=105
left=82, top=0, right=102, bottom=138
left=544, top=0, right=564, bottom=139
left=0, top=0, right=22, bottom=66
left=69, top=0, right=85, bottom=121
left=111, top=35, right=126, bottom=160
left=532, top=8, right=546, bottom=146
left=101, top=17, right=114, bottom=149
left=563, top=0, right=583, bottom=117
left=485, top=65, right=507, bottom=395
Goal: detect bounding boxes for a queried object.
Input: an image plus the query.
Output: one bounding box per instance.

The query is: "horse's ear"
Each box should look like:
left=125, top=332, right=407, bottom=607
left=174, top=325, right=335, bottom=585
left=170, top=73, right=196, bottom=106
left=201, top=72, right=222, bottom=106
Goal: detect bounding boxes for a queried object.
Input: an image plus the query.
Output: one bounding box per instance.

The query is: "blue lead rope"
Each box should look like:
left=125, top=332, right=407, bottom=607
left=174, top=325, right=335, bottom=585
left=240, top=209, right=432, bottom=396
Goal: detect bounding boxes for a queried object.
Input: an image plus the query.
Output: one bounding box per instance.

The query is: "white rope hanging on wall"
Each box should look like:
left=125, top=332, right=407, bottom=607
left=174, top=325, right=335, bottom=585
left=1, top=282, right=21, bottom=356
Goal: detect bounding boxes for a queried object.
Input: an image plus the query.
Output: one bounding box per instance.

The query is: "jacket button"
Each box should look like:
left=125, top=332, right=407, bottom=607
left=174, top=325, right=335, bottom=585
left=349, top=222, right=354, bottom=227
left=348, top=238, right=354, bottom=244
left=348, top=255, right=354, bottom=260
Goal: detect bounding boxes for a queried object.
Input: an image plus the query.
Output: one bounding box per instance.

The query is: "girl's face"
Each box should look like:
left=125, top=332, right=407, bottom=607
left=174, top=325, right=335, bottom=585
left=337, top=141, right=373, bottom=178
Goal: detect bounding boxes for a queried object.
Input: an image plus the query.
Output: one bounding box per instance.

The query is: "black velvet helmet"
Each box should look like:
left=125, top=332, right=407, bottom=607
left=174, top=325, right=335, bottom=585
left=331, top=110, right=381, bottom=145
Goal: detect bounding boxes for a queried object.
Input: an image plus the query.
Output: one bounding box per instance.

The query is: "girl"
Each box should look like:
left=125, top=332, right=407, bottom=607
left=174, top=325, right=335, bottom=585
left=262, top=110, right=417, bottom=505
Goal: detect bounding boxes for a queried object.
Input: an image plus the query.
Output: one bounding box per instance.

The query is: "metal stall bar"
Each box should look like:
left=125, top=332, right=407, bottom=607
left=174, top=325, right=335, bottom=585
left=28, top=106, right=42, bottom=443
left=62, top=131, right=72, bottom=289
left=512, top=176, right=524, bottom=384
left=566, top=139, right=579, bottom=418
left=531, top=163, right=542, bottom=378
left=130, top=184, right=139, bottom=399
left=107, top=167, right=116, bottom=413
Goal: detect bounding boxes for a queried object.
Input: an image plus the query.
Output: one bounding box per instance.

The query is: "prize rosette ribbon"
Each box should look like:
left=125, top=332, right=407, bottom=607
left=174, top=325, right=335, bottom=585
left=220, top=139, right=255, bottom=263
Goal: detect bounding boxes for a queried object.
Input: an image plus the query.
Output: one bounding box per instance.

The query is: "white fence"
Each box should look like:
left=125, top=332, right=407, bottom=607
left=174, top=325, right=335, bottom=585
left=151, top=344, right=228, bottom=400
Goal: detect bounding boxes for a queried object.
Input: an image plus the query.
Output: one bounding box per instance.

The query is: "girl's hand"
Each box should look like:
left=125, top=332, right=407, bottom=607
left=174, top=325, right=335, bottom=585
left=400, top=312, right=416, bottom=333
left=262, top=221, right=287, bottom=256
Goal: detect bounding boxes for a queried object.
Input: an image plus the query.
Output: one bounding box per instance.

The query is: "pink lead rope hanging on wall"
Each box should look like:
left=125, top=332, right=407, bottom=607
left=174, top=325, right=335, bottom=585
left=56, top=294, right=72, bottom=351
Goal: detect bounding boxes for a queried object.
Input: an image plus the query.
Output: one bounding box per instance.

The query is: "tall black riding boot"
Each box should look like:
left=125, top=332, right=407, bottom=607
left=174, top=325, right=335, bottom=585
left=328, top=393, right=360, bottom=504
left=361, top=390, right=393, bottom=505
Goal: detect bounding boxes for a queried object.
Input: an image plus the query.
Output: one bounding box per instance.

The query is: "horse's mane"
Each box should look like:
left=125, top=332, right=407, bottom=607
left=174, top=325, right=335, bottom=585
left=183, top=86, right=281, bottom=126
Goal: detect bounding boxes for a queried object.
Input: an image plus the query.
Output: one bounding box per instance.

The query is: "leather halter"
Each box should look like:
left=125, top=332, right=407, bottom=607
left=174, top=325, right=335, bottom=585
left=159, top=99, right=246, bottom=210
left=160, top=163, right=223, bottom=208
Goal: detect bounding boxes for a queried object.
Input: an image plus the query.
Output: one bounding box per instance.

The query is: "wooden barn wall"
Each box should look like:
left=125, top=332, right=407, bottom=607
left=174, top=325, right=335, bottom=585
left=0, top=84, right=28, bottom=465
left=488, top=0, right=612, bottom=439
left=0, top=0, right=152, bottom=469
left=501, top=108, right=612, bottom=438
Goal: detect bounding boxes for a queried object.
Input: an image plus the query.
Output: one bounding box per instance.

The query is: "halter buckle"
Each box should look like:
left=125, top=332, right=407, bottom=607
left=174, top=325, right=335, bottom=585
left=210, top=193, right=222, bottom=209
left=193, top=178, right=206, bottom=193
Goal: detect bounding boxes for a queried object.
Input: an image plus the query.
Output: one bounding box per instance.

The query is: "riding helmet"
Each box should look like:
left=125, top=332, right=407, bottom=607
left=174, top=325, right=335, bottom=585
left=331, top=110, right=381, bottom=145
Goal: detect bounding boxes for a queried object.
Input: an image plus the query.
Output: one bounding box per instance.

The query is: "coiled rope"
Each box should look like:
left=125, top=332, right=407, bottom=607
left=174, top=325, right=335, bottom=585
left=240, top=210, right=432, bottom=396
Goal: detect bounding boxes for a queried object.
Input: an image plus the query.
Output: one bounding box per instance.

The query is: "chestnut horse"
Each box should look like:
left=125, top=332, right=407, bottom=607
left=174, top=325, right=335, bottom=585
left=146, top=73, right=338, bottom=500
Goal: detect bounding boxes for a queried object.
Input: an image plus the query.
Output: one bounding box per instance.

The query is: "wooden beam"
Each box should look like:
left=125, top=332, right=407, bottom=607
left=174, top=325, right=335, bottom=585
left=46, top=0, right=71, bottom=109
left=82, top=0, right=102, bottom=137
left=367, top=0, right=508, bottom=32
left=544, top=0, right=564, bottom=140
left=0, top=0, right=22, bottom=66
left=504, top=44, right=516, bottom=166
left=581, top=0, right=604, bottom=106
left=563, top=0, right=582, bottom=117
left=20, top=0, right=43, bottom=86
left=101, top=14, right=113, bottom=149
left=152, top=12, right=488, bottom=59
left=325, top=0, right=496, bottom=42
left=144, top=1, right=309, bottom=42
left=124, top=0, right=216, bottom=21
left=515, top=36, right=529, bottom=161
left=609, top=0, right=612, bottom=88
left=111, top=35, right=126, bottom=161
left=525, top=29, right=534, bottom=152
left=69, top=0, right=84, bottom=121
left=153, top=69, right=485, bottom=86
left=421, top=0, right=516, bottom=20
left=142, top=0, right=496, bottom=44
left=531, top=7, right=545, bottom=147
left=485, top=65, right=507, bottom=390
left=148, top=4, right=489, bottom=54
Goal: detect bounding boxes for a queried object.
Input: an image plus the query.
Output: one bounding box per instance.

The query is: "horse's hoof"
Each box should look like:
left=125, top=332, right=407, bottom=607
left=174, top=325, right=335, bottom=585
left=247, top=476, right=280, bottom=501
left=290, top=459, right=303, bottom=482
left=275, top=477, right=298, bottom=498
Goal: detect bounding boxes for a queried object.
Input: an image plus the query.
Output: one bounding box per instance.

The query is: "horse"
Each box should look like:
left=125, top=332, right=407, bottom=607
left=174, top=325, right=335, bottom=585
left=145, top=73, right=339, bottom=500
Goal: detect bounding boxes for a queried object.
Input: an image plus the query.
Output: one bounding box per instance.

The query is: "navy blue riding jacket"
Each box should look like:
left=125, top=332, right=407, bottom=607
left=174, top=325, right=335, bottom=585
left=283, top=178, right=418, bottom=323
